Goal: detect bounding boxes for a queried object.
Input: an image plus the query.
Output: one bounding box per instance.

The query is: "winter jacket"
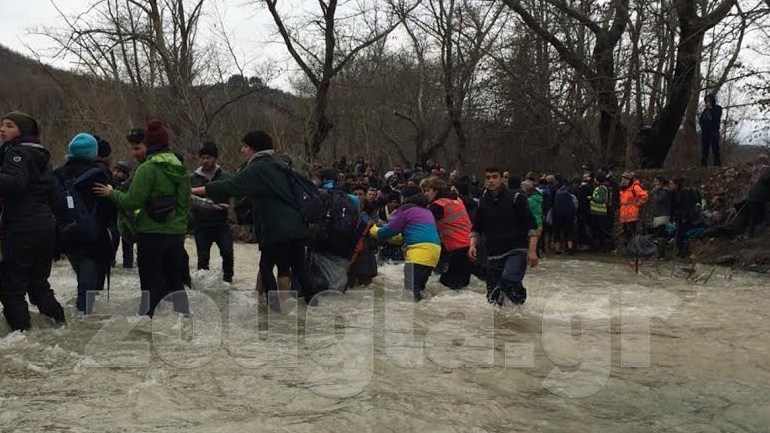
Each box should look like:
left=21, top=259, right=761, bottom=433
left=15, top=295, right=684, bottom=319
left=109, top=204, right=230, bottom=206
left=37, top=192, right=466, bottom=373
left=527, top=191, right=543, bottom=228
left=650, top=186, right=672, bottom=218
left=109, top=150, right=191, bottom=235
left=190, top=166, right=230, bottom=227
left=53, top=159, right=117, bottom=260
left=590, top=184, right=610, bottom=216
left=619, top=180, right=649, bottom=223
left=699, top=104, right=723, bottom=134
left=370, top=195, right=441, bottom=268
left=577, top=181, right=594, bottom=218
left=0, top=137, right=57, bottom=235
left=204, top=151, right=308, bottom=248
left=472, top=187, right=537, bottom=256
left=553, top=186, right=576, bottom=219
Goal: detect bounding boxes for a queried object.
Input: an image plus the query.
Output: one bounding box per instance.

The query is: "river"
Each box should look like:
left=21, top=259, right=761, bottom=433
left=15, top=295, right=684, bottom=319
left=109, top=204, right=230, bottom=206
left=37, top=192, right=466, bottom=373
left=0, top=240, right=768, bottom=432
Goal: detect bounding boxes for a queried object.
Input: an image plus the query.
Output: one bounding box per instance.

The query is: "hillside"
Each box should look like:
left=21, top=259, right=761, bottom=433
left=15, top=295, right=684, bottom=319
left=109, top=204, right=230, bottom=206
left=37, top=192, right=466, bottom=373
left=0, top=44, right=302, bottom=166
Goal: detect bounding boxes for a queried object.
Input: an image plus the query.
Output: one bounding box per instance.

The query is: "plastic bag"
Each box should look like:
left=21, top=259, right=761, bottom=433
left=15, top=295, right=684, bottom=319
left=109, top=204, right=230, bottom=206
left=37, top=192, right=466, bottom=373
left=306, top=251, right=349, bottom=293
left=626, top=234, right=658, bottom=258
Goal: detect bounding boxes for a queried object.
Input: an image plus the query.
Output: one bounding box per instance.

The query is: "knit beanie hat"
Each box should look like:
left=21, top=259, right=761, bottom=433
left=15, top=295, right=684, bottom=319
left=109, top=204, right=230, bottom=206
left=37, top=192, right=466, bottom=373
left=66, top=133, right=98, bottom=161
left=115, top=160, right=132, bottom=176
left=2, top=111, right=40, bottom=137
left=144, top=120, right=169, bottom=148
left=241, top=130, right=273, bottom=152
left=199, top=141, right=219, bottom=158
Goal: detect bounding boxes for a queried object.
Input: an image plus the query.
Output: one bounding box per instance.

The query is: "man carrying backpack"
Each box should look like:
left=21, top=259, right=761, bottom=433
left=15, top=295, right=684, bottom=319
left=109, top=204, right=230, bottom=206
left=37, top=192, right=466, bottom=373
left=54, top=133, right=117, bottom=315
left=192, top=130, right=319, bottom=312
left=191, top=142, right=234, bottom=283
left=317, top=169, right=360, bottom=261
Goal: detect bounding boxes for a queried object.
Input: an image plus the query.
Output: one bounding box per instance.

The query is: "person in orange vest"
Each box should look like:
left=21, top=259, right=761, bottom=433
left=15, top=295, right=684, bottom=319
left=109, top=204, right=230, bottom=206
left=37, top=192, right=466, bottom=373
left=618, top=171, right=649, bottom=244
left=422, top=176, right=474, bottom=290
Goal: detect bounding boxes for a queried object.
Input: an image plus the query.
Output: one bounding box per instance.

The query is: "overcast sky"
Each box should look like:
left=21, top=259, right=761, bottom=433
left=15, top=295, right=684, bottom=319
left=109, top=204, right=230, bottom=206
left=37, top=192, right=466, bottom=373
left=2, top=0, right=768, bottom=145
left=0, top=0, right=294, bottom=88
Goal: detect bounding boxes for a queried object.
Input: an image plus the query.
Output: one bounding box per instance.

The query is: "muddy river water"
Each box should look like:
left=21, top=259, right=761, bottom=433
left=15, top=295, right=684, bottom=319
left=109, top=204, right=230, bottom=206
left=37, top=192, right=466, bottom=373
left=0, top=240, right=768, bottom=432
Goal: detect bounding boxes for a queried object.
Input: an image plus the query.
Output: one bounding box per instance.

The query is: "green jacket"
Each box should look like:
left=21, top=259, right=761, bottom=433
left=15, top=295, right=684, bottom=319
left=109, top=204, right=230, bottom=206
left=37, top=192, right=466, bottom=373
left=109, top=151, right=190, bottom=235
left=205, top=152, right=308, bottom=248
left=527, top=191, right=544, bottom=228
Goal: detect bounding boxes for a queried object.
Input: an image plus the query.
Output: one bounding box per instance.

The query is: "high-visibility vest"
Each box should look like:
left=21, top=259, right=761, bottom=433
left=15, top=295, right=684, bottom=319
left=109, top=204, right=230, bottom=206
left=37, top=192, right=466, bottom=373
left=590, top=185, right=609, bottom=215
left=434, top=197, right=472, bottom=252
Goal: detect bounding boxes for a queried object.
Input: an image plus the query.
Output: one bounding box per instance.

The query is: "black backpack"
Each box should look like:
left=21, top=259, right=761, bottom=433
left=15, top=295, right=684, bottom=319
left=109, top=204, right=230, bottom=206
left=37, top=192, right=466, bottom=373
left=274, top=161, right=358, bottom=256
left=315, top=188, right=359, bottom=257
left=53, top=167, right=103, bottom=251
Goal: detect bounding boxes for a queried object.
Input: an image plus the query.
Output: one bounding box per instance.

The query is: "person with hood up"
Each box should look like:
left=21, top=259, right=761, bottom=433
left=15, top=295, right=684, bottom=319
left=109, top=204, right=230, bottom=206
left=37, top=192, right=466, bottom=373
left=0, top=111, right=66, bottom=330
left=93, top=120, right=190, bottom=317
left=422, top=176, right=474, bottom=290
left=54, top=133, right=117, bottom=314
left=190, top=141, right=234, bottom=283
left=370, top=185, right=441, bottom=301
left=699, top=93, right=723, bottom=167
left=618, top=171, right=649, bottom=244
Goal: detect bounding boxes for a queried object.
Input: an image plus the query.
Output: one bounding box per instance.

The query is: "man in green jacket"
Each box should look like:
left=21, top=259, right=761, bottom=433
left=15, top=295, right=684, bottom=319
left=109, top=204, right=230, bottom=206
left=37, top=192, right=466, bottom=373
left=94, top=120, right=190, bottom=317
left=192, top=130, right=318, bottom=311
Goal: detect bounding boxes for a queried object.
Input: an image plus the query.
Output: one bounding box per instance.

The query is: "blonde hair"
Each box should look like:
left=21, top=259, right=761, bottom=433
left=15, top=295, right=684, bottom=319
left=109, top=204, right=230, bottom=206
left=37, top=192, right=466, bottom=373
left=422, top=176, right=447, bottom=192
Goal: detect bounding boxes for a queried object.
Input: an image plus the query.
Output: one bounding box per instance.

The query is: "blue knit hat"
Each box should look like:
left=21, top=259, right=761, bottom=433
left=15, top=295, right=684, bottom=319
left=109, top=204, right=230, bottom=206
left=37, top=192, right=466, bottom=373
left=66, top=133, right=98, bottom=161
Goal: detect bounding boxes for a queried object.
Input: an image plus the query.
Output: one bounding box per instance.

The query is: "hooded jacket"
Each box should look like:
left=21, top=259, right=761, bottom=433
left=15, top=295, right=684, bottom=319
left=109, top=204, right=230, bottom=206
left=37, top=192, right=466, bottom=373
left=619, top=179, right=649, bottom=223
left=109, top=150, right=191, bottom=235
left=0, top=137, right=57, bottom=234
left=204, top=151, right=308, bottom=248
left=370, top=193, right=441, bottom=267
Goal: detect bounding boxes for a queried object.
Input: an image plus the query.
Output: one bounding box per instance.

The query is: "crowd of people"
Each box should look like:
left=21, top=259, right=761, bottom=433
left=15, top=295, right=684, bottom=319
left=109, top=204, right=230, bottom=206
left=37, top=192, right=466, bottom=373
left=0, top=110, right=768, bottom=332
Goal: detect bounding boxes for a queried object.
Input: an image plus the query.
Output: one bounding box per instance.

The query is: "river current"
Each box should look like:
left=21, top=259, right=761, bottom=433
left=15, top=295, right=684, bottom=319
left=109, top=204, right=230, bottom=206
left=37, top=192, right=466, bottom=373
left=0, top=240, right=768, bottom=432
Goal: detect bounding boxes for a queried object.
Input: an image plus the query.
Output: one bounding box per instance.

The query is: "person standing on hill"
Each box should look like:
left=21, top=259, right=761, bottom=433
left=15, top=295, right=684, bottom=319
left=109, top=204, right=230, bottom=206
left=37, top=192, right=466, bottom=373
left=0, top=111, right=66, bottom=330
left=190, top=142, right=234, bottom=283
left=699, top=93, right=723, bottom=167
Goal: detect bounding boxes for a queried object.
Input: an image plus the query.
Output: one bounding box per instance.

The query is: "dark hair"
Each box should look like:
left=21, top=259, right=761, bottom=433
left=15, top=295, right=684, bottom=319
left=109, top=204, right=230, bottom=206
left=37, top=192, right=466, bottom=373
left=485, top=167, right=503, bottom=176
left=352, top=184, right=366, bottom=193
left=453, top=180, right=470, bottom=196
left=401, top=185, right=422, bottom=199
left=673, top=176, right=686, bottom=189
left=241, top=130, right=273, bottom=152
left=199, top=141, right=219, bottom=158
left=654, top=175, right=667, bottom=185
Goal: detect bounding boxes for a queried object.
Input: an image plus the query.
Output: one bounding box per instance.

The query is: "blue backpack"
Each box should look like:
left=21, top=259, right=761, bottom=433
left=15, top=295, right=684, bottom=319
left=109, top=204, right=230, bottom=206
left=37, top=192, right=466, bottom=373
left=53, top=167, right=103, bottom=251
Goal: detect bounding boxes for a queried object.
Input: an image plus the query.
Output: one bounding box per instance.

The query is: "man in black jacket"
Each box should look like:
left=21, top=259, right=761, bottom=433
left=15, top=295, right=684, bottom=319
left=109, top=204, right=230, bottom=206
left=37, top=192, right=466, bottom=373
left=469, top=167, right=538, bottom=306
left=700, top=93, right=723, bottom=167
left=190, top=142, right=234, bottom=282
left=0, top=111, right=66, bottom=330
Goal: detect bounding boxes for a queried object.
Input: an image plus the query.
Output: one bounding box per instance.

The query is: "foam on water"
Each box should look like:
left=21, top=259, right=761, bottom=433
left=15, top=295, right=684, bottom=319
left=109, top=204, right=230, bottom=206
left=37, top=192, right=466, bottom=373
left=0, top=239, right=768, bottom=432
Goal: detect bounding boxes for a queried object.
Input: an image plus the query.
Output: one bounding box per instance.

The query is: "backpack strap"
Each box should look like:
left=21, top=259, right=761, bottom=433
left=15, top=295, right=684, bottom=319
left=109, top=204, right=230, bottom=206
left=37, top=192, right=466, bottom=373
left=68, top=167, right=104, bottom=190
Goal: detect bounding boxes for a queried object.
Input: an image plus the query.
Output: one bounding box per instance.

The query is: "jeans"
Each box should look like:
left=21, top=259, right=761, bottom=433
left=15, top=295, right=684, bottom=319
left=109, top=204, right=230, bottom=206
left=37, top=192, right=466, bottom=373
left=136, top=233, right=190, bottom=317
left=701, top=131, right=721, bottom=167
left=194, top=224, right=234, bottom=280
left=404, top=262, right=434, bottom=298
left=485, top=249, right=528, bottom=305
left=0, top=230, right=65, bottom=331
left=68, top=254, right=99, bottom=314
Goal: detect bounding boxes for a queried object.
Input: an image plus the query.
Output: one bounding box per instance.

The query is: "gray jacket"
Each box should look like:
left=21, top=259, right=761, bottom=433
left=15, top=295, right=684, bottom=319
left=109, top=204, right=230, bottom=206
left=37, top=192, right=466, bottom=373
left=650, top=187, right=672, bottom=218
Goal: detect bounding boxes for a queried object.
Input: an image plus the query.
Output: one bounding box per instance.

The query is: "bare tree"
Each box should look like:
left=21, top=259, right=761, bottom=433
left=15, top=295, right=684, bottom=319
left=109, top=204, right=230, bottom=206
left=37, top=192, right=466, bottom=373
left=259, top=0, right=403, bottom=162
left=633, top=0, right=735, bottom=168
left=501, top=0, right=631, bottom=165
